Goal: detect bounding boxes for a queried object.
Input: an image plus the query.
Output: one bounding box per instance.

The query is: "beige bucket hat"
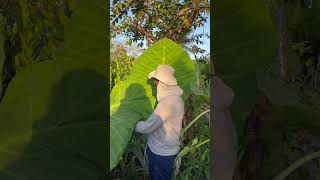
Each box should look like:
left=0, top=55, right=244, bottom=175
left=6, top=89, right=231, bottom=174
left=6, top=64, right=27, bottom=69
left=148, top=64, right=177, bottom=86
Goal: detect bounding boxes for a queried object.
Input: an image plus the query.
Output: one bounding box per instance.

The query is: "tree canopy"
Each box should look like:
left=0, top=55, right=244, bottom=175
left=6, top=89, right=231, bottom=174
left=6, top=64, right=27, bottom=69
left=111, top=0, right=210, bottom=56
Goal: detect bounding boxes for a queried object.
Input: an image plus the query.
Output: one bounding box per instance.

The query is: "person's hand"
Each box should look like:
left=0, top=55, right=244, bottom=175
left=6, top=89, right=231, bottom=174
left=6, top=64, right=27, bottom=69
left=133, top=119, right=144, bottom=134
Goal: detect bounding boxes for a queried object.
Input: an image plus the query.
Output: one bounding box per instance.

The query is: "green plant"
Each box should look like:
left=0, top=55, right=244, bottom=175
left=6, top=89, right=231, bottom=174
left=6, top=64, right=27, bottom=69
left=213, top=0, right=276, bottom=179
left=110, top=44, right=134, bottom=90
left=0, top=0, right=71, bottom=100
left=0, top=18, right=4, bottom=98
left=214, top=0, right=276, bottom=150
left=272, top=150, right=320, bottom=180
left=216, top=1, right=320, bottom=179
left=180, top=109, right=210, bottom=139
left=173, top=108, right=210, bottom=179
left=111, top=70, right=209, bottom=179
left=0, top=0, right=107, bottom=179
left=110, top=38, right=196, bottom=171
left=191, top=61, right=210, bottom=96
left=111, top=133, right=149, bottom=179
left=13, top=0, right=69, bottom=68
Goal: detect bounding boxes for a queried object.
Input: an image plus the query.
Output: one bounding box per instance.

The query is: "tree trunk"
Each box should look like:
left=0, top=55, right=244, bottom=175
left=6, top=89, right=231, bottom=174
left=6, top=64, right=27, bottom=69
left=183, top=94, right=194, bottom=140
left=239, top=93, right=270, bottom=180
left=146, top=37, right=152, bottom=47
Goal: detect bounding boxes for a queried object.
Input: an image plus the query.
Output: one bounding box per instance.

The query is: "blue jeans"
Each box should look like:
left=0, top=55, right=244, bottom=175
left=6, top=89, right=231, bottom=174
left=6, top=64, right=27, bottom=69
left=146, top=146, right=177, bottom=180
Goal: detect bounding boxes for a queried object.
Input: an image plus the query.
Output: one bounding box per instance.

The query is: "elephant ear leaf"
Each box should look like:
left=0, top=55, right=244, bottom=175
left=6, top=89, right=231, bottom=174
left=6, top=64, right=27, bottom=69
left=0, top=30, right=4, bottom=97
left=214, top=0, right=276, bottom=138
left=0, top=1, right=107, bottom=179
left=110, top=38, right=196, bottom=171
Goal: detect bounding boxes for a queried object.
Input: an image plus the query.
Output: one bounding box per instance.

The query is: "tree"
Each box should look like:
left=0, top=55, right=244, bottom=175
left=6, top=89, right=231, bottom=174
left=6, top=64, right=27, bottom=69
left=110, top=43, right=134, bottom=90
left=0, top=0, right=70, bottom=101
left=111, top=0, right=210, bottom=52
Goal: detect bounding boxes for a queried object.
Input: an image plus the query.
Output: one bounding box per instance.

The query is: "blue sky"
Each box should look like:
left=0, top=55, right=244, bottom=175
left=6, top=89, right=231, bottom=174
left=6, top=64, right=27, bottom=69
left=110, top=2, right=210, bottom=59
left=193, top=15, right=210, bottom=55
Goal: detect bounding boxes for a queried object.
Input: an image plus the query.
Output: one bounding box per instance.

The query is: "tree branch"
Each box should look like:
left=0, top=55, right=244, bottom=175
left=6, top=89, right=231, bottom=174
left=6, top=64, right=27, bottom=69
left=111, top=25, right=121, bottom=34
left=165, top=0, right=200, bottom=40
left=111, top=0, right=134, bottom=26
left=131, top=20, right=156, bottom=45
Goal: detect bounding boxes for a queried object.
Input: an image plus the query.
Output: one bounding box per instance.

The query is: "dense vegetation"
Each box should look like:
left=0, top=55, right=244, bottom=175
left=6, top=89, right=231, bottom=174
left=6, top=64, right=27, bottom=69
left=110, top=0, right=210, bottom=179
left=109, top=38, right=210, bottom=179
left=0, top=0, right=71, bottom=101
left=214, top=0, right=320, bottom=179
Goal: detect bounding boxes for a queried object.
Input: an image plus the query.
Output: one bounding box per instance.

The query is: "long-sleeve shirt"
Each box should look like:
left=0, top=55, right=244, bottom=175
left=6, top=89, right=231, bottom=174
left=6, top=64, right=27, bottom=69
left=135, top=82, right=184, bottom=156
left=211, top=76, right=237, bottom=180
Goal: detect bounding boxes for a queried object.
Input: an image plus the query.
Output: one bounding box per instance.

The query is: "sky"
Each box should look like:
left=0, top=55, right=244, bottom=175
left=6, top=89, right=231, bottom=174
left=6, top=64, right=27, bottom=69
left=110, top=1, right=210, bottom=59
left=193, top=15, right=210, bottom=56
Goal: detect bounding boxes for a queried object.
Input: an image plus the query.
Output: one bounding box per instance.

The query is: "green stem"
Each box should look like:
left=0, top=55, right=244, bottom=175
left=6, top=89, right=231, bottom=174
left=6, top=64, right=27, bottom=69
left=180, top=109, right=210, bottom=137
left=178, top=138, right=210, bottom=158
left=195, top=139, right=210, bottom=149
left=272, top=150, right=320, bottom=180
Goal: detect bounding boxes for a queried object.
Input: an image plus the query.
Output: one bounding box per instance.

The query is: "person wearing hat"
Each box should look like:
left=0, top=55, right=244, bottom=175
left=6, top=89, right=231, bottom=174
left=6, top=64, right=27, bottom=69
left=211, top=62, right=237, bottom=180
left=134, top=64, right=184, bottom=180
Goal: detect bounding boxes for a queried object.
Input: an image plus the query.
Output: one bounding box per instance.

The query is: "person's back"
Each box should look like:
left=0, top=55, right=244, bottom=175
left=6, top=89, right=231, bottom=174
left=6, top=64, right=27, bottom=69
left=147, top=89, right=184, bottom=156
left=134, top=64, right=184, bottom=180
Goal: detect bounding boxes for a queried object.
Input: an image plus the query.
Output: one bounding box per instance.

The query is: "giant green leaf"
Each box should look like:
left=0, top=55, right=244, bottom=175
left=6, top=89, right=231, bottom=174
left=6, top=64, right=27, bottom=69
left=0, top=0, right=107, bottom=179
left=0, top=26, right=4, bottom=98
left=214, top=0, right=276, bottom=140
left=215, top=1, right=320, bottom=179
left=110, top=38, right=196, bottom=170
left=255, top=8, right=320, bottom=177
left=213, top=1, right=276, bottom=178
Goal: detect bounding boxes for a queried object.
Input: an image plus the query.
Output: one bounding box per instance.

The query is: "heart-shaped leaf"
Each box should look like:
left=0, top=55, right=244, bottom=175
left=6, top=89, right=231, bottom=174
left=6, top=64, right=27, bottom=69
left=0, top=0, right=107, bottom=179
left=110, top=38, right=196, bottom=170
left=215, top=1, right=320, bottom=179
left=214, top=0, right=276, bottom=139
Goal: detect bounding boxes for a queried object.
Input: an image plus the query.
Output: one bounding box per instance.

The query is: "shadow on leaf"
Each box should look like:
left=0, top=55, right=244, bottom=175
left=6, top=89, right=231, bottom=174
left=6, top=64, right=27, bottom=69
left=0, top=69, right=108, bottom=180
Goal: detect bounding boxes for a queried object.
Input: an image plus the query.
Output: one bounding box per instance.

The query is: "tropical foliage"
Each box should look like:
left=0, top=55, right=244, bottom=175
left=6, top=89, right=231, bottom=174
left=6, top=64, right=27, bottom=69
left=0, top=20, right=4, bottom=98
left=0, top=0, right=71, bottom=101
left=214, top=0, right=320, bottom=179
left=110, top=38, right=197, bottom=170
left=110, top=43, right=134, bottom=90
left=0, top=1, right=107, bottom=179
left=110, top=0, right=210, bottom=178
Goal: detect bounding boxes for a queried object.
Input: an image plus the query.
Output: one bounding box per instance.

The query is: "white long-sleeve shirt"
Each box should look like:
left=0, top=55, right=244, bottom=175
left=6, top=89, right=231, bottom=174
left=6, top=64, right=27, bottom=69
left=135, top=82, right=184, bottom=156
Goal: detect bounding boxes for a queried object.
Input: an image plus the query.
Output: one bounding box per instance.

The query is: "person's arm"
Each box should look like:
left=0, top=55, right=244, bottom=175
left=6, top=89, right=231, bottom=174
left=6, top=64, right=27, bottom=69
left=135, top=99, right=171, bottom=134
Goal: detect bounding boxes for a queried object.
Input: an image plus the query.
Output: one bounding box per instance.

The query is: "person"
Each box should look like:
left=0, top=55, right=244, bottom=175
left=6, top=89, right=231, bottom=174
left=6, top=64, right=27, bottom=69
left=211, top=74, right=238, bottom=180
left=134, top=64, right=184, bottom=180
